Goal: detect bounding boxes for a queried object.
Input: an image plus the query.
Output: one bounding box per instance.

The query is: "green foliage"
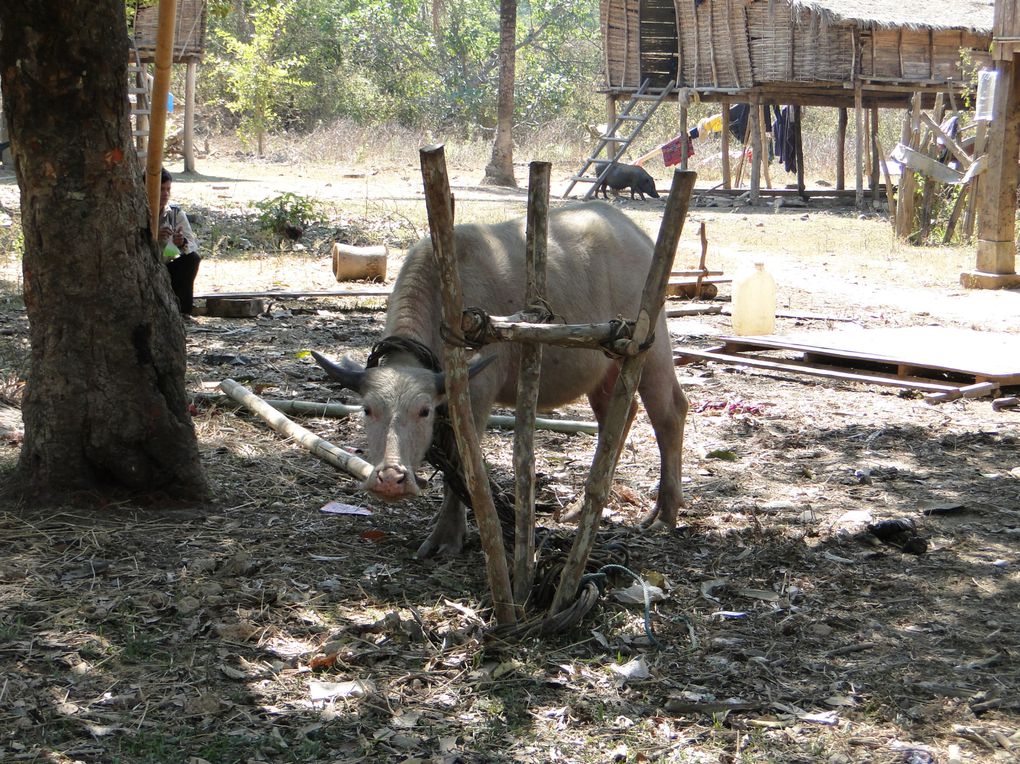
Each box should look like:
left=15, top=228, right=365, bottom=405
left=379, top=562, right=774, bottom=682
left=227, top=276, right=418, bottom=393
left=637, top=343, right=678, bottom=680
left=206, top=0, right=312, bottom=153
left=199, top=0, right=603, bottom=136
left=253, top=192, right=321, bottom=238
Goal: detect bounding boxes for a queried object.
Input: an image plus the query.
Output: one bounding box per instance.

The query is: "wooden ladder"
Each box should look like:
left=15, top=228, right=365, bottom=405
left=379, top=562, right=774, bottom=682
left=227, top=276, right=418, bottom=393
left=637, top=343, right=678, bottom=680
left=562, top=78, right=675, bottom=200
left=127, top=38, right=152, bottom=154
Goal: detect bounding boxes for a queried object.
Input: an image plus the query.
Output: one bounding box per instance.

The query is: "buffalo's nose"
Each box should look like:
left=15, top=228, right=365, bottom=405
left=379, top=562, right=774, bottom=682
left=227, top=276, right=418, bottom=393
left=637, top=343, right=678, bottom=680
left=371, top=466, right=413, bottom=497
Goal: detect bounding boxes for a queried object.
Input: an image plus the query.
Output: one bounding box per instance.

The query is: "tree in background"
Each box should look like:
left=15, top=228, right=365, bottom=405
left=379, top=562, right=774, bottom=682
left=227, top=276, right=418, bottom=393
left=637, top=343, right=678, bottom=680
left=0, top=0, right=208, bottom=504
left=481, top=0, right=518, bottom=187
left=199, top=0, right=602, bottom=137
left=208, top=0, right=311, bottom=156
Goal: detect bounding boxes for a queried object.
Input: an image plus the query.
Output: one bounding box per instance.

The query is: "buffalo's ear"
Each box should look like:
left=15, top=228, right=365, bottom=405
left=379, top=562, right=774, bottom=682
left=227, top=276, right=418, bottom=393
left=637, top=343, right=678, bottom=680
left=433, top=353, right=496, bottom=396
left=311, top=350, right=366, bottom=393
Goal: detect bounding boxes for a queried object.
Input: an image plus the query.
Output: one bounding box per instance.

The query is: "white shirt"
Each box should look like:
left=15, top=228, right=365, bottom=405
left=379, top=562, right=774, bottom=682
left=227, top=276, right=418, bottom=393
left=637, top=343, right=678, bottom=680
left=159, top=204, right=199, bottom=255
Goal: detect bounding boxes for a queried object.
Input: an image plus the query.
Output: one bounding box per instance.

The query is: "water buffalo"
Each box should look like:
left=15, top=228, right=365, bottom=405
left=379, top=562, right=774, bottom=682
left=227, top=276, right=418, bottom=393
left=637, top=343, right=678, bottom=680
left=313, top=201, right=688, bottom=558
left=593, top=161, right=660, bottom=200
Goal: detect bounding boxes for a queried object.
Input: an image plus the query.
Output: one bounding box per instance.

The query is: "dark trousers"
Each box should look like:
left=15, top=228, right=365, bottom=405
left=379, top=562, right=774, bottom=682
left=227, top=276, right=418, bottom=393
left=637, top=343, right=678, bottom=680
left=166, top=252, right=201, bottom=315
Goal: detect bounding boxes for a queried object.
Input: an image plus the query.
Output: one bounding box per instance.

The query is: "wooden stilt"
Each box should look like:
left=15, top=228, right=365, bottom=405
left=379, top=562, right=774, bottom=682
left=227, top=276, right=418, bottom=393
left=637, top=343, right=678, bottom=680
left=750, top=98, right=762, bottom=203
left=854, top=86, right=864, bottom=208
left=721, top=98, right=732, bottom=189
left=794, top=105, right=806, bottom=200
left=836, top=107, right=847, bottom=190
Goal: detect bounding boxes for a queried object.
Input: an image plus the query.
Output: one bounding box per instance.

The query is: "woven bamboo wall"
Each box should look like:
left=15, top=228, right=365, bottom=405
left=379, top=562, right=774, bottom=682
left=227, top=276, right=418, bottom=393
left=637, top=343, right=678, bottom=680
left=602, top=0, right=641, bottom=88
left=603, top=0, right=989, bottom=96
left=133, top=0, right=207, bottom=63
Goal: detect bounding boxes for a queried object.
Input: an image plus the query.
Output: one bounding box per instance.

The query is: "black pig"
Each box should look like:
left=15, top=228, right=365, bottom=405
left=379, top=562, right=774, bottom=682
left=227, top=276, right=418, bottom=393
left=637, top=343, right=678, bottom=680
left=593, top=161, right=660, bottom=200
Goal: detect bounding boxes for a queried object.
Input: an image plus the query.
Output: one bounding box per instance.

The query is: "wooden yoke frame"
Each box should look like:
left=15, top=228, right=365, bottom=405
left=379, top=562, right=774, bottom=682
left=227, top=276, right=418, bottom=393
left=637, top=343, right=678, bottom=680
left=419, top=144, right=696, bottom=628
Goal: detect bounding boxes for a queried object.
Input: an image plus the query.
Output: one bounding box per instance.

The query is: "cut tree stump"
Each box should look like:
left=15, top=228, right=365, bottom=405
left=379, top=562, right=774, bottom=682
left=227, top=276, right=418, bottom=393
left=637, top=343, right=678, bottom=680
left=332, top=243, right=388, bottom=282
left=204, top=297, right=266, bottom=318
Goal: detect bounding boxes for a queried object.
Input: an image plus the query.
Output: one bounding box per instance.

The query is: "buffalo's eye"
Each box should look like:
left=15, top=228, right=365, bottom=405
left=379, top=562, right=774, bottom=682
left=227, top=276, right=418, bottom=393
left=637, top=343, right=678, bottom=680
left=363, top=406, right=373, bottom=417
left=418, top=405, right=431, bottom=418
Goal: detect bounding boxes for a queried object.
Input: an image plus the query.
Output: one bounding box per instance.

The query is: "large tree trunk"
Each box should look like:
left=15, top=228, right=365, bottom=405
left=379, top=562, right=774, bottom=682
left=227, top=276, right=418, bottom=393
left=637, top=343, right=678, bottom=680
left=0, top=1, right=209, bottom=504
left=481, top=0, right=517, bottom=187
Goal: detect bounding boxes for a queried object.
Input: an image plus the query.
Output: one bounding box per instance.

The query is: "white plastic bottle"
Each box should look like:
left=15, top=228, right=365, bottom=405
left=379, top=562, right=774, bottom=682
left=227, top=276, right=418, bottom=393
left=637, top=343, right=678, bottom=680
left=731, top=261, right=776, bottom=336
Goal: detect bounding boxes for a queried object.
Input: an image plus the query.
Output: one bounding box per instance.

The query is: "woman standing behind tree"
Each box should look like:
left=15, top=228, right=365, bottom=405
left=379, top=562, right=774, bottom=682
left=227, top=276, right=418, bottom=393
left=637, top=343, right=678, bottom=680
left=158, top=167, right=201, bottom=316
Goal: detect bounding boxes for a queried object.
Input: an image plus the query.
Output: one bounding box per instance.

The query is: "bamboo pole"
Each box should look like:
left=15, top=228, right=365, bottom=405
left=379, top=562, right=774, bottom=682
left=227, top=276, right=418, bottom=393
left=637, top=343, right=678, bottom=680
left=550, top=170, right=696, bottom=617
left=513, top=161, right=550, bottom=606
left=145, top=0, right=178, bottom=236
left=874, top=133, right=896, bottom=222
left=419, top=145, right=516, bottom=627
left=854, top=85, right=864, bottom=208
left=218, top=379, right=374, bottom=482
left=196, top=395, right=599, bottom=433
left=757, top=103, right=772, bottom=190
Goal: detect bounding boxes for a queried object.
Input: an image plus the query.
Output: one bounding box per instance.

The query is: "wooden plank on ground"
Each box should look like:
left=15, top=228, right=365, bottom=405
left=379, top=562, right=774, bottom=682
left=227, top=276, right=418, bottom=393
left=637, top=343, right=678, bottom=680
left=674, top=347, right=961, bottom=393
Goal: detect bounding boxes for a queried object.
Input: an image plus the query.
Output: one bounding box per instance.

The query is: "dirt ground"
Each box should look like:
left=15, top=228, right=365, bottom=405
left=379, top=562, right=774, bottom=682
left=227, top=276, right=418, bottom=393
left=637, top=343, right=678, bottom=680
left=1, top=158, right=1019, bottom=763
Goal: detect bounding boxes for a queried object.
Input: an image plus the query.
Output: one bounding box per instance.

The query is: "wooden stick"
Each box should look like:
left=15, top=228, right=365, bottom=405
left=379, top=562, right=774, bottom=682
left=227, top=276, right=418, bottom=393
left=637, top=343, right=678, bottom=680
left=551, top=170, right=697, bottom=616
left=992, top=396, right=1020, bottom=411
left=874, top=133, right=896, bottom=222
left=923, top=381, right=999, bottom=405
left=513, top=161, right=550, bottom=607
left=195, top=288, right=391, bottom=300
left=420, top=145, right=515, bottom=627
left=218, top=378, right=373, bottom=482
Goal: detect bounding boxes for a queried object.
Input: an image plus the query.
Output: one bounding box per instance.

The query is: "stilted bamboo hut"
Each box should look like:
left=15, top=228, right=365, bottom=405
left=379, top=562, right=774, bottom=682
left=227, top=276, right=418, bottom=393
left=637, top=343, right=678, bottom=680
left=601, top=0, right=994, bottom=201
left=131, top=0, right=207, bottom=173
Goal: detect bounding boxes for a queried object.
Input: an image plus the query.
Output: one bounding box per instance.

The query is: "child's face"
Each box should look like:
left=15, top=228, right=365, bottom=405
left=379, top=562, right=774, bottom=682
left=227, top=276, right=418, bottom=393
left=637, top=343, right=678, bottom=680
left=159, top=180, right=171, bottom=210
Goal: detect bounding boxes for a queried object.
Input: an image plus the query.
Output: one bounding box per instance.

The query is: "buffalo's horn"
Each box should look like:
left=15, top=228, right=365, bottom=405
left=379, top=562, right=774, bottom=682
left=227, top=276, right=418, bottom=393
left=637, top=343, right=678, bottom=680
left=311, top=350, right=366, bottom=393
left=434, top=353, right=496, bottom=396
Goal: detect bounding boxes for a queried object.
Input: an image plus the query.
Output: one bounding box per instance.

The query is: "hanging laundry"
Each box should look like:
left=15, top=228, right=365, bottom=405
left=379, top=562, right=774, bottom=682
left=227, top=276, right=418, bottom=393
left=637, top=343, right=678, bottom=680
left=661, top=134, right=694, bottom=167
left=772, top=106, right=798, bottom=173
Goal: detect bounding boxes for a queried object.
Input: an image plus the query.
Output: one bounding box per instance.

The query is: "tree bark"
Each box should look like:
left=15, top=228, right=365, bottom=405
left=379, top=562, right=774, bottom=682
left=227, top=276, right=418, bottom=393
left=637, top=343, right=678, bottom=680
left=481, top=0, right=518, bottom=187
left=0, top=1, right=209, bottom=504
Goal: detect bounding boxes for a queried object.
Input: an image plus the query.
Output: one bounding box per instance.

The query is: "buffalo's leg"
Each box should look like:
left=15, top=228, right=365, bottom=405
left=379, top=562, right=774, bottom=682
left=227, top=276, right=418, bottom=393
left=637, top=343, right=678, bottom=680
left=416, top=493, right=468, bottom=558
left=636, top=354, right=688, bottom=529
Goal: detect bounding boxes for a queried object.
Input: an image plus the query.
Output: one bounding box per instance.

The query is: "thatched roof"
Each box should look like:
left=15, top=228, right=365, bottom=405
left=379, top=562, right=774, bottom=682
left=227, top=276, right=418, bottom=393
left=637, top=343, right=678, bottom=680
left=791, top=0, right=994, bottom=33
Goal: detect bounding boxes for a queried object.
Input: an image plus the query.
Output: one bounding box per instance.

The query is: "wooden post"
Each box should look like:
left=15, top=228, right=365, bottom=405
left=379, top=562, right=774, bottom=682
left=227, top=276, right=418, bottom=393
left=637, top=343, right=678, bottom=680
left=512, top=161, right=550, bottom=607
left=794, top=105, right=806, bottom=200
left=749, top=98, right=761, bottom=203
left=183, top=61, right=197, bottom=173
left=550, top=170, right=696, bottom=617
left=679, top=96, right=689, bottom=171
left=870, top=105, right=880, bottom=201
left=963, top=120, right=986, bottom=239
left=854, top=85, right=864, bottom=208
left=721, top=98, right=732, bottom=189
left=969, top=56, right=1020, bottom=285
left=418, top=145, right=516, bottom=626
left=758, top=103, right=772, bottom=189
left=145, top=0, right=178, bottom=236
left=836, top=107, right=847, bottom=190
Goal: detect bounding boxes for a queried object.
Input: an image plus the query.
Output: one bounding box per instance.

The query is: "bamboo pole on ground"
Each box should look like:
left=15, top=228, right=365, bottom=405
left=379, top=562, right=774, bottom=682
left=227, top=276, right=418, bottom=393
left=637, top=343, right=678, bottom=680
left=145, top=0, right=178, bottom=236
left=549, top=170, right=697, bottom=617
left=419, top=144, right=516, bottom=626
left=513, top=161, right=550, bottom=606
left=218, top=379, right=374, bottom=482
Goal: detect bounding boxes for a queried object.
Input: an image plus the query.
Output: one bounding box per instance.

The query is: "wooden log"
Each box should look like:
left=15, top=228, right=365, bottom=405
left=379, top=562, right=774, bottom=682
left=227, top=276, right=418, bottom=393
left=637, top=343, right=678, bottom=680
left=204, top=297, right=266, bottom=318
left=923, top=381, right=999, bottom=405
left=550, top=169, right=697, bottom=617
left=218, top=378, right=374, bottom=482
left=992, top=396, right=1020, bottom=411
left=420, top=144, right=516, bottom=627
left=196, top=288, right=390, bottom=300
left=513, top=161, right=550, bottom=606
left=332, top=243, right=388, bottom=282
